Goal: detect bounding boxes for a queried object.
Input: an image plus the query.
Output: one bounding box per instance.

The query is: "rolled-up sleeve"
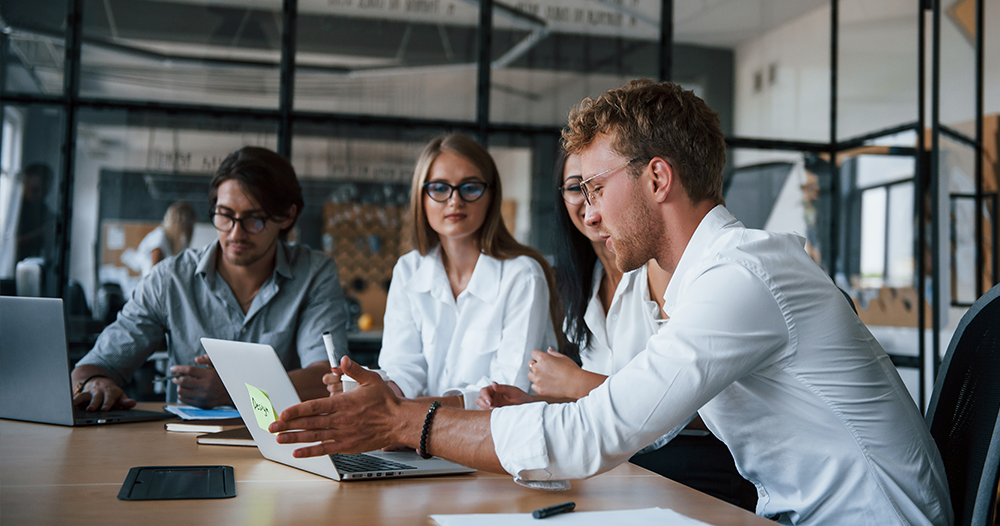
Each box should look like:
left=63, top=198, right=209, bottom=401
left=76, top=270, right=169, bottom=386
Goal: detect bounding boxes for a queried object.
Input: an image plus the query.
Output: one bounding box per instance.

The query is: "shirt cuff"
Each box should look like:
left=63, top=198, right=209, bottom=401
left=443, top=387, right=483, bottom=410
left=491, top=402, right=567, bottom=486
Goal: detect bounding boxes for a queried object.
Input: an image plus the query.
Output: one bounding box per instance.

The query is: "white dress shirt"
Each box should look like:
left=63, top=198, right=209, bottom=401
left=379, top=248, right=557, bottom=410
left=577, top=262, right=689, bottom=453
left=491, top=206, right=952, bottom=526
left=579, top=261, right=668, bottom=375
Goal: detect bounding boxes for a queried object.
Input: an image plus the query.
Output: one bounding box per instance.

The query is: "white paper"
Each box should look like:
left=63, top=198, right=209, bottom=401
left=430, top=507, right=714, bottom=526
left=106, top=225, right=126, bottom=250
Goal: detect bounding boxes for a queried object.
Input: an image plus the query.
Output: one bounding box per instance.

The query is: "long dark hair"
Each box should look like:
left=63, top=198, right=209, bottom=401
left=552, top=149, right=596, bottom=358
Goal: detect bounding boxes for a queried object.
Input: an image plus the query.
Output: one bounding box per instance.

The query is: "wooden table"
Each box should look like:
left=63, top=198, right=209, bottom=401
left=1, top=404, right=772, bottom=525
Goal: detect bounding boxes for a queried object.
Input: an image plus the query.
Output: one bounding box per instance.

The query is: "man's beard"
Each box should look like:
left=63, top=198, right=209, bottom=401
left=611, top=193, right=663, bottom=273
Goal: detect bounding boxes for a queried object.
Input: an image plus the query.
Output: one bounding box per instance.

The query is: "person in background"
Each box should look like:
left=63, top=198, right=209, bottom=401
left=271, top=80, right=951, bottom=526
left=72, top=146, right=349, bottom=410
left=326, top=134, right=558, bottom=411
left=122, top=200, right=196, bottom=277
left=479, top=149, right=755, bottom=510
left=14, top=163, right=56, bottom=263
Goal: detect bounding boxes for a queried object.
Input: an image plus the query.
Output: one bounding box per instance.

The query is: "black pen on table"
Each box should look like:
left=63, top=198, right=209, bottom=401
left=532, top=501, right=575, bottom=519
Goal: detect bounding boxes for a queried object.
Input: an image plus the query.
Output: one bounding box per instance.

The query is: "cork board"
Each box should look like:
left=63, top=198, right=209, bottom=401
left=101, top=220, right=160, bottom=277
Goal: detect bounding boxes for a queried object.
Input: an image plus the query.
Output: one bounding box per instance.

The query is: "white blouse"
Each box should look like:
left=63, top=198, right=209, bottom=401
left=378, top=248, right=558, bottom=410
left=578, top=260, right=668, bottom=375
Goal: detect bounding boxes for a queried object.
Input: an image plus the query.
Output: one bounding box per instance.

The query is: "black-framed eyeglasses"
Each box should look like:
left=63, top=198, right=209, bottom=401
left=579, top=157, right=646, bottom=205
left=423, top=181, right=490, bottom=203
left=211, top=210, right=270, bottom=235
left=559, top=176, right=585, bottom=205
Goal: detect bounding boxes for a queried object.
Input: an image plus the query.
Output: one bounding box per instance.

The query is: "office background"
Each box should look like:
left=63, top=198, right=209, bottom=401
left=0, top=0, right=997, bottom=408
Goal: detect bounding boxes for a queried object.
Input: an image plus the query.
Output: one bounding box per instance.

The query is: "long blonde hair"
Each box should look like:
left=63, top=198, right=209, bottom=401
left=162, top=200, right=196, bottom=254
left=408, top=134, right=564, bottom=350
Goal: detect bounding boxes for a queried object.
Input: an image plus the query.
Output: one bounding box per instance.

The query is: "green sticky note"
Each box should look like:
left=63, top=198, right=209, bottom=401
left=246, top=383, right=277, bottom=433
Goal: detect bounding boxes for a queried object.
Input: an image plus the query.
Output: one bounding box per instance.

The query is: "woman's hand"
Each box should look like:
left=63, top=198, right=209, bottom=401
left=528, top=348, right=606, bottom=400
left=477, top=382, right=534, bottom=409
left=323, top=366, right=344, bottom=396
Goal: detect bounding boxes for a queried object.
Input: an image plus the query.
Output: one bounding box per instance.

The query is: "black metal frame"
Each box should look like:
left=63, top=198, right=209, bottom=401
left=0, top=0, right=992, bottom=410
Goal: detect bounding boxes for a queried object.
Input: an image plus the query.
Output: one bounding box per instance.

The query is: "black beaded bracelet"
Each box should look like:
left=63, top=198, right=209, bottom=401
left=418, top=401, right=442, bottom=459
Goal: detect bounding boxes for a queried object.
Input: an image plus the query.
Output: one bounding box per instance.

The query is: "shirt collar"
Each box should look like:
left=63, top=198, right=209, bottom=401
left=464, top=252, right=501, bottom=303
left=407, top=247, right=500, bottom=304
left=273, top=241, right=293, bottom=280
left=409, top=247, right=445, bottom=294
left=662, top=205, right=738, bottom=313
left=196, top=242, right=221, bottom=284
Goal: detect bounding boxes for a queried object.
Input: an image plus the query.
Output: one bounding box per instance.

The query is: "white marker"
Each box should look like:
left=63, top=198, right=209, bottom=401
left=322, top=331, right=337, bottom=370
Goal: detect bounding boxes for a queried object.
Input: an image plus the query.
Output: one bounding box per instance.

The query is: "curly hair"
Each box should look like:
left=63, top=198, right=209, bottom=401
left=562, top=79, right=726, bottom=205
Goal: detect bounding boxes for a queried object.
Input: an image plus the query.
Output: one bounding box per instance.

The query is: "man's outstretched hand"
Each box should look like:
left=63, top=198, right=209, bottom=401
left=269, top=356, right=413, bottom=458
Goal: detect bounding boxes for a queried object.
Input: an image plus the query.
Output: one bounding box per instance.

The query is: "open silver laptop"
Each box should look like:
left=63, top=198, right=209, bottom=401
left=200, top=337, right=476, bottom=481
left=0, top=296, right=171, bottom=426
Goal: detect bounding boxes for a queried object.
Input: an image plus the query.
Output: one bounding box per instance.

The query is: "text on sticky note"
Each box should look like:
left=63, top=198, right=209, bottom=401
left=246, top=383, right=277, bottom=433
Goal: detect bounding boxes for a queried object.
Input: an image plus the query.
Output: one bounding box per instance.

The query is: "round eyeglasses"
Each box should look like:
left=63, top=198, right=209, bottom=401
left=579, top=157, right=646, bottom=205
left=423, top=181, right=490, bottom=203
left=211, top=211, right=270, bottom=235
left=559, top=177, right=585, bottom=205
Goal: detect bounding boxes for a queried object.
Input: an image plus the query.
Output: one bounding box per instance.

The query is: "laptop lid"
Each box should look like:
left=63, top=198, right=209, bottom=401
left=0, top=296, right=169, bottom=426
left=1, top=297, right=76, bottom=425
left=200, top=337, right=475, bottom=481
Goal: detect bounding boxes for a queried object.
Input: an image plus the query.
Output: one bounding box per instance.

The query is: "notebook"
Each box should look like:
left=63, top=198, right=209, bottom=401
left=0, top=296, right=171, bottom=426
left=200, top=337, right=476, bottom=481
left=197, top=426, right=255, bottom=447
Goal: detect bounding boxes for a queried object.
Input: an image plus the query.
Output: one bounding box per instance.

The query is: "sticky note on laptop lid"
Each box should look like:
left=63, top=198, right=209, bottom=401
left=246, top=383, right=277, bottom=433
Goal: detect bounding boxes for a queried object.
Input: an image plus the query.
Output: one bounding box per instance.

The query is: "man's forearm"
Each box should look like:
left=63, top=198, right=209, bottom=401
left=395, top=401, right=505, bottom=473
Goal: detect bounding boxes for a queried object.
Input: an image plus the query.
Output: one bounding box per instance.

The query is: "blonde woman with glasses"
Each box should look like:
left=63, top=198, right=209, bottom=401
left=328, top=134, right=559, bottom=411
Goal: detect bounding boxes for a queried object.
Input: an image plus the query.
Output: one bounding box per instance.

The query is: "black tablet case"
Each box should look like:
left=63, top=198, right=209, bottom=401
left=117, top=465, right=236, bottom=500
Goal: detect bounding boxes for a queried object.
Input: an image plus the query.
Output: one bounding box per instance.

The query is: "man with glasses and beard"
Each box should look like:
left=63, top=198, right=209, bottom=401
left=73, top=147, right=349, bottom=410
left=270, top=81, right=952, bottom=526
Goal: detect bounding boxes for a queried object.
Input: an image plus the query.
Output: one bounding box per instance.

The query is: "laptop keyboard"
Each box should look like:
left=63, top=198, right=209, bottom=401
left=330, top=453, right=418, bottom=476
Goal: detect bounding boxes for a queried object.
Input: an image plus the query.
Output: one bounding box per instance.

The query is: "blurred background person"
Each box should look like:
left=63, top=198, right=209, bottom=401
left=121, top=200, right=196, bottom=277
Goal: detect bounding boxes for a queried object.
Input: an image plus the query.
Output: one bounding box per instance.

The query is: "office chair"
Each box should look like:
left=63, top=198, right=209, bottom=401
left=925, top=283, right=1000, bottom=526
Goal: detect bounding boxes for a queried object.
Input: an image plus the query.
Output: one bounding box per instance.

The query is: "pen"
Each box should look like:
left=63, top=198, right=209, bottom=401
left=531, top=501, right=575, bottom=519
left=323, top=331, right=337, bottom=370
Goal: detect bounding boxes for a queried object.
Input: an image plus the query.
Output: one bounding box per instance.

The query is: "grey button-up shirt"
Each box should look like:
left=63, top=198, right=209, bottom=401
left=78, top=240, right=349, bottom=402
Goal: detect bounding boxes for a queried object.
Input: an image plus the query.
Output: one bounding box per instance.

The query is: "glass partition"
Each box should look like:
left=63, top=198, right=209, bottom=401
left=0, top=103, right=65, bottom=298
left=1, top=0, right=68, bottom=95
left=79, top=0, right=283, bottom=108
left=294, top=1, right=479, bottom=120
left=703, top=0, right=831, bottom=142
left=837, top=0, right=919, bottom=140
left=489, top=1, right=660, bottom=127
left=939, top=0, right=979, bottom=128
